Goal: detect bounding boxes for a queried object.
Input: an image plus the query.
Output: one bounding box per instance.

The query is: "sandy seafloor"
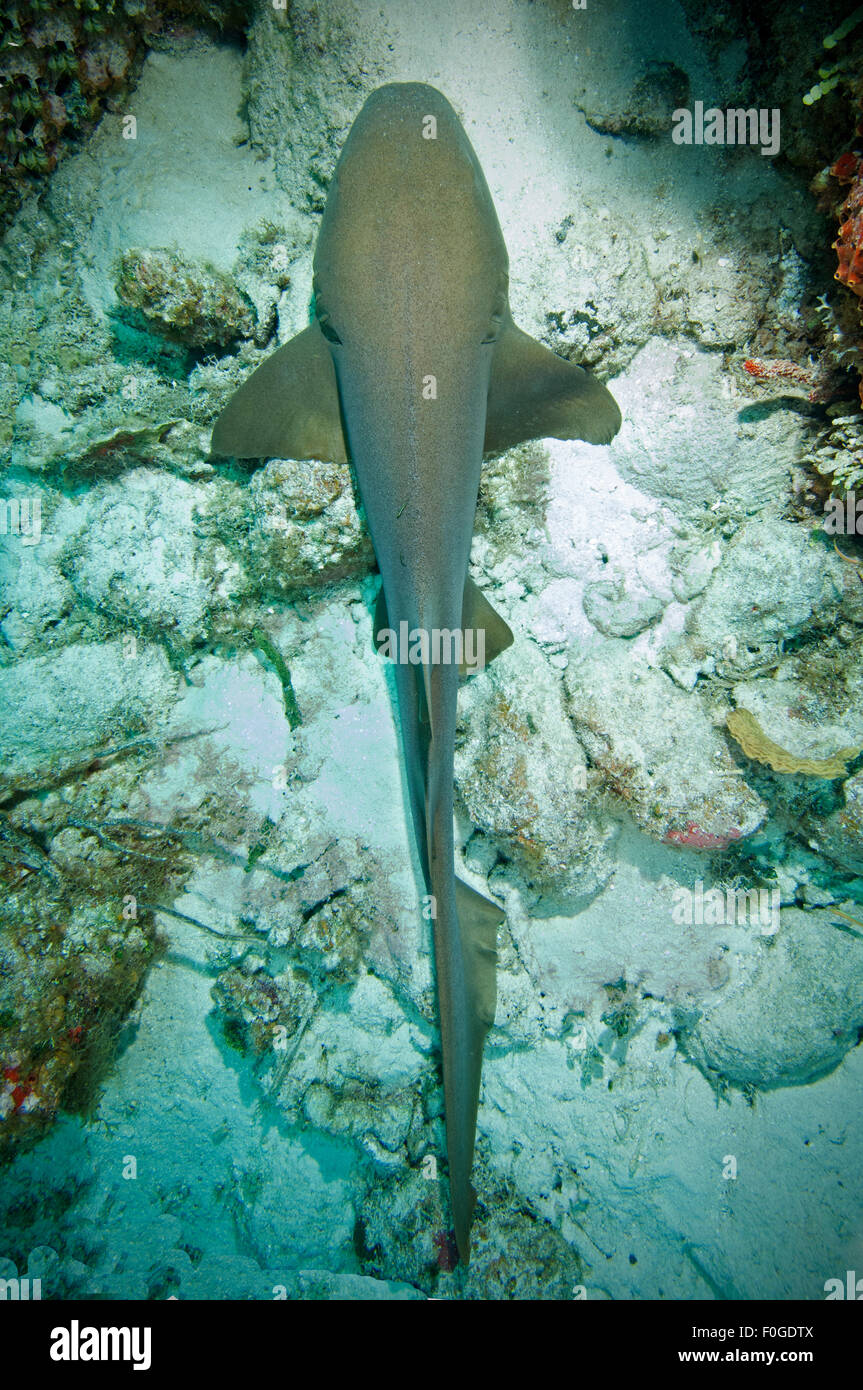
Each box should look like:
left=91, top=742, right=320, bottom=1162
left=1, top=0, right=863, bottom=1300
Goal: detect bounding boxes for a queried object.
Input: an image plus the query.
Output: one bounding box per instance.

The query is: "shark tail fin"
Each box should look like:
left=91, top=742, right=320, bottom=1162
left=210, top=324, right=348, bottom=463
left=484, top=317, right=621, bottom=452
left=446, top=877, right=502, bottom=1265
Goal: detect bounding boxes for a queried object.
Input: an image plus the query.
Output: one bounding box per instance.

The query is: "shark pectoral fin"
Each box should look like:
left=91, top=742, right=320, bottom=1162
left=461, top=577, right=514, bottom=675
left=454, top=877, right=501, bottom=1028
left=484, top=318, right=622, bottom=452
left=210, top=324, right=348, bottom=463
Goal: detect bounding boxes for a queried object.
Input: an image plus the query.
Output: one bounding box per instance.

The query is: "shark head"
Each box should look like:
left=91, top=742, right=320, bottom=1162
left=313, top=83, right=508, bottom=363
left=313, top=83, right=513, bottom=643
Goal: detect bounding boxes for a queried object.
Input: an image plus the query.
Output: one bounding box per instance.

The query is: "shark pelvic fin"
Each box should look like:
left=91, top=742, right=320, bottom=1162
left=374, top=577, right=513, bottom=675
left=484, top=317, right=622, bottom=452
left=210, top=324, right=348, bottom=463
left=460, top=577, right=513, bottom=673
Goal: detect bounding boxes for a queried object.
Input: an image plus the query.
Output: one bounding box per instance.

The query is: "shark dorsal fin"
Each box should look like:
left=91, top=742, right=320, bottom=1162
left=210, top=324, right=348, bottom=463
left=484, top=317, right=621, bottom=453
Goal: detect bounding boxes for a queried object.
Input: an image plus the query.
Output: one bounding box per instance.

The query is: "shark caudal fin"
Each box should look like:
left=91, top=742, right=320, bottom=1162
left=210, top=324, right=348, bottom=463
left=444, top=876, right=502, bottom=1265
left=484, top=316, right=621, bottom=452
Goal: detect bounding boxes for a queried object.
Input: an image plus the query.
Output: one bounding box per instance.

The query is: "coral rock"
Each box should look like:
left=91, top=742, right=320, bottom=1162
left=456, top=640, right=619, bottom=913
left=115, top=247, right=256, bottom=350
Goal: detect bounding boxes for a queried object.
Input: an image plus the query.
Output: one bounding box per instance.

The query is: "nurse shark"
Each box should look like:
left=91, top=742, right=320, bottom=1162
left=212, top=82, right=621, bottom=1263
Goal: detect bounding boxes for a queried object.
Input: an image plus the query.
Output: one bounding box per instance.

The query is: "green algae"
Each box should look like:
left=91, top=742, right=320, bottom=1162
left=249, top=627, right=303, bottom=728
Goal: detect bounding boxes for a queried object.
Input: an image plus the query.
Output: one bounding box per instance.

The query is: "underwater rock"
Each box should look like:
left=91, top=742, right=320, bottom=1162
left=539, top=231, right=796, bottom=379
left=269, top=968, right=428, bottom=1153
left=0, top=638, right=178, bottom=796
left=816, top=770, right=863, bottom=874
left=244, top=0, right=374, bottom=212
left=582, top=573, right=666, bottom=637
left=663, top=518, right=850, bottom=688
left=356, top=1164, right=585, bottom=1296
left=0, top=894, right=159, bottom=1160
left=535, top=253, right=646, bottom=380
left=0, top=493, right=74, bottom=656
left=707, top=645, right=863, bottom=874
left=232, top=457, right=374, bottom=597
left=280, top=1270, right=423, bottom=1300
left=61, top=468, right=250, bottom=647
left=729, top=676, right=863, bottom=776
left=455, top=641, right=619, bottom=913
left=611, top=341, right=812, bottom=521
left=302, top=1078, right=416, bottom=1164
left=726, top=707, right=859, bottom=778
left=669, top=538, right=722, bottom=603
left=0, top=289, right=39, bottom=448
left=728, top=706, right=856, bottom=783
left=284, top=887, right=373, bottom=984
left=564, top=643, right=766, bottom=847
left=213, top=962, right=315, bottom=1059
left=231, top=217, right=314, bottom=348
left=474, top=441, right=551, bottom=562
left=57, top=421, right=203, bottom=485
left=574, top=60, right=690, bottom=138
left=675, top=907, right=863, bottom=1089
left=114, top=247, right=256, bottom=351
left=2, top=272, right=131, bottom=472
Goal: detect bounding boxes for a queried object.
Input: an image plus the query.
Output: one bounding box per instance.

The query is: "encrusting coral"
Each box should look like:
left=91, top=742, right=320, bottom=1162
left=726, top=707, right=861, bottom=779
left=804, top=403, right=863, bottom=497
left=114, top=247, right=257, bottom=351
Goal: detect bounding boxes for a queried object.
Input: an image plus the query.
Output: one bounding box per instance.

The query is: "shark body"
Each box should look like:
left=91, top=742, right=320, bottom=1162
left=212, top=83, right=621, bottom=1262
